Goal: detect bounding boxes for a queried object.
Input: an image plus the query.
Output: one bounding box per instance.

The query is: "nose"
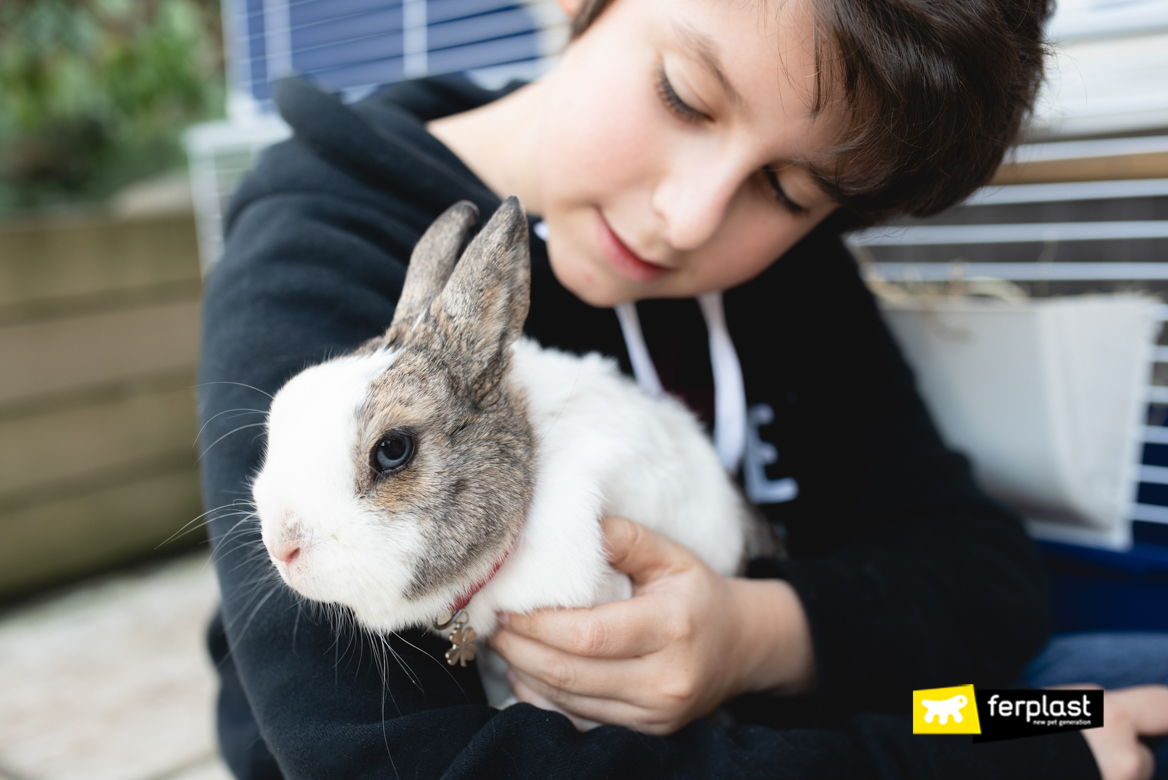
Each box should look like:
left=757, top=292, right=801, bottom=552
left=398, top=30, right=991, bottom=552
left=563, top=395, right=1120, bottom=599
left=270, top=540, right=301, bottom=567
left=262, top=510, right=304, bottom=567
left=651, top=151, right=744, bottom=251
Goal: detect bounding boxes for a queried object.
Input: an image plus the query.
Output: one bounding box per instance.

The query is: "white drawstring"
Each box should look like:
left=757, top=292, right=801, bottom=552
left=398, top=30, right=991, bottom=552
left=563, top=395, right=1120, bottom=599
left=615, top=294, right=747, bottom=475
left=615, top=302, right=666, bottom=398
left=698, top=292, right=747, bottom=475
left=534, top=221, right=747, bottom=475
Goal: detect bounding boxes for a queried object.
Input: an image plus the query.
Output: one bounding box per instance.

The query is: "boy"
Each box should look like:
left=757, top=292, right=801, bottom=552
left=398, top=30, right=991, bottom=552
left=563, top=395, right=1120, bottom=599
left=198, top=0, right=1166, bottom=776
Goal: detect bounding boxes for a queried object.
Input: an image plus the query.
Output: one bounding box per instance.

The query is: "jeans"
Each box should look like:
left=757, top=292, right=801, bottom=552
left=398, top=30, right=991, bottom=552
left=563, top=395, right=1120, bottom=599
left=1020, top=632, right=1168, bottom=780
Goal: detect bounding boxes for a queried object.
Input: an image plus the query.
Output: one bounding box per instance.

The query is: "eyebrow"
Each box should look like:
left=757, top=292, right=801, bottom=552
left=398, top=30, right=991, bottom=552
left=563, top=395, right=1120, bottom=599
left=672, top=20, right=839, bottom=206
left=672, top=21, right=743, bottom=109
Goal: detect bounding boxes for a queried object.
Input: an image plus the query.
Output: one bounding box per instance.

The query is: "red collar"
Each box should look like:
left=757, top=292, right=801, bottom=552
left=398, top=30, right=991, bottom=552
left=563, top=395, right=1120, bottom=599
left=450, top=551, right=509, bottom=613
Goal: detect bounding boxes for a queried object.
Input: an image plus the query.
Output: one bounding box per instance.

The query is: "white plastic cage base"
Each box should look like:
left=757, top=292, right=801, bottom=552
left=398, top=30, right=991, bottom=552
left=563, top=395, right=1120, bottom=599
left=1026, top=518, right=1132, bottom=551
left=881, top=294, right=1161, bottom=536
left=853, top=170, right=1168, bottom=550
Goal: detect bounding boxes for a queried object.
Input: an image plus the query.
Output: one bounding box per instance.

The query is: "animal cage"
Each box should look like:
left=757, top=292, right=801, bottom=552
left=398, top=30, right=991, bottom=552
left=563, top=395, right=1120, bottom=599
left=221, top=0, right=568, bottom=116
left=851, top=147, right=1168, bottom=633
left=851, top=140, right=1168, bottom=548
left=186, top=0, right=568, bottom=275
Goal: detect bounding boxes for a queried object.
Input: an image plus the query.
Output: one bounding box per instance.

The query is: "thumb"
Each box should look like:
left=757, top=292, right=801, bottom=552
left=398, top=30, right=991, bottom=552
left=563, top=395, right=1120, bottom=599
left=601, top=515, right=695, bottom=585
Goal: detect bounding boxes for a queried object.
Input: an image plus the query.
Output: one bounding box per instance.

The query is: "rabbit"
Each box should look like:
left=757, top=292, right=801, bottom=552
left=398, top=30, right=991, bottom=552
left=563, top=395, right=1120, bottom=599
left=252, top=197, right=768, bottom=704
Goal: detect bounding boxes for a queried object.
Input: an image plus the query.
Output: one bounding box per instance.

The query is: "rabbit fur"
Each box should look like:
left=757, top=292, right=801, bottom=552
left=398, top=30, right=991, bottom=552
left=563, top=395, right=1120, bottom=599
left=253, top=198, right=760, bottom=676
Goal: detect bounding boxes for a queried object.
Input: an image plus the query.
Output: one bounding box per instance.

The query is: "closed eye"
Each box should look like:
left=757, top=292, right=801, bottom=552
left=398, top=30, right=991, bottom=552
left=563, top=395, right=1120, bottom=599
left=656, top=60, right=811, bottom=216
left=655, top=63, right=705, bottom=123
left=762, top=168, right=809, bottom=215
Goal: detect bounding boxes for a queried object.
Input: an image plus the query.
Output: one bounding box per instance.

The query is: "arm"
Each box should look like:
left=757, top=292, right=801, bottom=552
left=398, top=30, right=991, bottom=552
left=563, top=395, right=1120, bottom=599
left=737, top=229, right=1055, bottom=721
left=494, top=228, right=1053, bottom=730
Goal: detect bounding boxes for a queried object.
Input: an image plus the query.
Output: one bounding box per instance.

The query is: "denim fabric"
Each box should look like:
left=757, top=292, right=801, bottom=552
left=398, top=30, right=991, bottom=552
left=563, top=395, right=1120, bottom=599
left=1021, top=632, right=1168, bottom=779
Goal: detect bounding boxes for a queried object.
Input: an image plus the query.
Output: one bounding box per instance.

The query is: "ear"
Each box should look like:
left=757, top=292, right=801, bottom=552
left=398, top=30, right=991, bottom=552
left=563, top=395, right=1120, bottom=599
left=432, top=196, right=531, bottom=400
left=385, top=201, right=480, bottom=346
left=556, top=0, right=586, bottom=19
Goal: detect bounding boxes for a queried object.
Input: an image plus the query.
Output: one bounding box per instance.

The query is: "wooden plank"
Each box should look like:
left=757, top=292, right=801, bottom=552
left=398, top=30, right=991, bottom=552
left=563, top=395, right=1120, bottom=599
left=994, top=152, right=1168, bottom=185
left=0, top=385, right=203, bottom=497
left=0, top=298, right=200, bottom=407
left=0, top=214, right=201, bottom=311
left=0, top=466, right=208, bottom=598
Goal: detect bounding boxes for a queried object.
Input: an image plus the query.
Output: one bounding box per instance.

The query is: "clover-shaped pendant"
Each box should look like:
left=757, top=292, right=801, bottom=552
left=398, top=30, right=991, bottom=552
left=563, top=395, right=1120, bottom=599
left=445, top=624, right=478, bottom=667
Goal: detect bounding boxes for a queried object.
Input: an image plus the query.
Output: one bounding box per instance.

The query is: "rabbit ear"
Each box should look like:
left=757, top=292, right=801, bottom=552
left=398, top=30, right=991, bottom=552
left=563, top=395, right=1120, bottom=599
left=385, top=201, right=480, bottom=346
left=431, top=196, right=530, bottom=400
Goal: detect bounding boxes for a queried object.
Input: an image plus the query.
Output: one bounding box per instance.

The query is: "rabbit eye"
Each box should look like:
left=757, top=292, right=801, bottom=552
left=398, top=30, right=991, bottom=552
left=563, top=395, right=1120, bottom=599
left=372, top=432, right=414, bottom=474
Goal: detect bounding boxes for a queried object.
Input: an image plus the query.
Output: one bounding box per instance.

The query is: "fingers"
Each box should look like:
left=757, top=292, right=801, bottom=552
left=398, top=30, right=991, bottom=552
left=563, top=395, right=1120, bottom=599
left=499, top=597, right=672, bottom=658
left=1111, top=685, right=1168, bottom=736
left=507, top=675, right=604, bottom=732
left=508, top=670, right=672, bottom=735
left=601, top=515, right=695, bottom=585
left=1082, top=686, right=1168, bottom=780
left=490, top=625, right=651, bottom=696
left=1135, top=744, right=1156, bottom=780
left=495, top=515, right=701, bottom=658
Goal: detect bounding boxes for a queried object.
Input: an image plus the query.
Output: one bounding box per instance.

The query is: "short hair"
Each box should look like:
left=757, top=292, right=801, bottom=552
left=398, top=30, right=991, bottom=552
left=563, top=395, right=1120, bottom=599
left=568, top=0, right=1052, bottom=228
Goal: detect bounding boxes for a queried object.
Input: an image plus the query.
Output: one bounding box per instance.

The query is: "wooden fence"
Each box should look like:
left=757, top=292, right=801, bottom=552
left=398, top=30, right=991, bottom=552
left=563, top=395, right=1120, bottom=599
left=0, top=211, right=205, bottom=599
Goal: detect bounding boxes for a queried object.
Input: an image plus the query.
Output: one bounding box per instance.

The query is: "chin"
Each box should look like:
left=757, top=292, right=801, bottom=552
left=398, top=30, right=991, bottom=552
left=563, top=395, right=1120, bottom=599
left=547, top=245, right=637, bottom=308
left=572, top=283, right=634, bottom=309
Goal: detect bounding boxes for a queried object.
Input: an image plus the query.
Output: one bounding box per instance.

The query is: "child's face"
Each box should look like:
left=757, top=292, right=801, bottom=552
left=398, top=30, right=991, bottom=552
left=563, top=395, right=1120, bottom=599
left=534, top=0, right=841, bottom=307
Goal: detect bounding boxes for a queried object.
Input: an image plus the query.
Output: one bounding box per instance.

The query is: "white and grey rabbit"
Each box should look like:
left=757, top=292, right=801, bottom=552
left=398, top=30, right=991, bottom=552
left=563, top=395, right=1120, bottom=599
left=253, top=197, right=766, bottom=704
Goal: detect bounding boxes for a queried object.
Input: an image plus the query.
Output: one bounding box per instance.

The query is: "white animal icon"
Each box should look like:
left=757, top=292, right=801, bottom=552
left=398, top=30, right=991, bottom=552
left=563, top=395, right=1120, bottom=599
left=921, top=694, right=969, bottom=724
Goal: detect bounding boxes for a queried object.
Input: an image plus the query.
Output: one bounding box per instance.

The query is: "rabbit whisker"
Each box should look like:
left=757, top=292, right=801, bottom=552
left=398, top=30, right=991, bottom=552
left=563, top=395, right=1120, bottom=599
left=198, top=423, right=267, bottom=462
left=391, top=630, right=472, bottom=703
left=194, top=408, right=268, bottom=448
left=231, top=579, right=282, bottom=644
left=195, top=380, right=275, bottom=401
left=209, top=574, right=283, bottom=673
left=536, top=364, right=582, bottom=448
left=162, top=507, right=258, bottom=549
left=377, top=632, right=422, bottom=694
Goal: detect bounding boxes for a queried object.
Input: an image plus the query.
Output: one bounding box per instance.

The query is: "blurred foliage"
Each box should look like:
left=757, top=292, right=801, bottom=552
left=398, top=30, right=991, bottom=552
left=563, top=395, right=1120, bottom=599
left=0, top=0, right=224, bottom=216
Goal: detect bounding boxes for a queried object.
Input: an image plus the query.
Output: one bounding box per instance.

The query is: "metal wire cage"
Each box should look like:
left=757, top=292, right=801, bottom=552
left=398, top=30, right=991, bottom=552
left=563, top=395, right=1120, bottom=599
left=184, top=0, right=567, bottom=275
left=852, top=151, right=1168, bottom=551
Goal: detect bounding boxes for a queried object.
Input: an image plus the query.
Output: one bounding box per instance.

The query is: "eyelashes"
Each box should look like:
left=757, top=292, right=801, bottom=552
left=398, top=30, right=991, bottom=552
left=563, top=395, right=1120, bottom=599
left=654, top=62, right=810, bottom=216
left=763, top=168, right=810, bottom=215
left=655, top=64, right=705, bottom=123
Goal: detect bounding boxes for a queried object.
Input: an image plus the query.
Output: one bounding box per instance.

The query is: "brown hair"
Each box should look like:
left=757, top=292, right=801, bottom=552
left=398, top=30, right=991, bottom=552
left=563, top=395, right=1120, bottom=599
left=568, top=0, right=1052, bottom=228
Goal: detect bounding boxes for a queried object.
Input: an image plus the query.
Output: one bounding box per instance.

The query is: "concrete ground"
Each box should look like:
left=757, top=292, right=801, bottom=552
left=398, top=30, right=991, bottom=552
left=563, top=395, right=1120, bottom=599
left=0, top=552, right=231, bottom=780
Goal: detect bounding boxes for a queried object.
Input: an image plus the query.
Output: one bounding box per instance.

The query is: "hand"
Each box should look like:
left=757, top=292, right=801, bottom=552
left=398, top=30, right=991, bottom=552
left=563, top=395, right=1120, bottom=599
left=487, top=515, right=816, bottom=735
left=1076, top=685, right=1168, bottom=780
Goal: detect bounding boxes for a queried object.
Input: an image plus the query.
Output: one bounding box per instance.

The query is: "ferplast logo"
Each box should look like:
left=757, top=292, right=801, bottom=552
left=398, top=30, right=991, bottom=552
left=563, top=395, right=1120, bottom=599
left=913, top=686, right=1104, bottom=742
left=972, top=690, right=1104, bottom=743
left=913, top=685, right=981, bottom=734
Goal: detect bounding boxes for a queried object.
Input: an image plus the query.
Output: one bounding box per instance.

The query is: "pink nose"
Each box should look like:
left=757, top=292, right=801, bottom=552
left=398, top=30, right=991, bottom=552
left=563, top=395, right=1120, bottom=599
left=271, top=541, right=301, bottom=567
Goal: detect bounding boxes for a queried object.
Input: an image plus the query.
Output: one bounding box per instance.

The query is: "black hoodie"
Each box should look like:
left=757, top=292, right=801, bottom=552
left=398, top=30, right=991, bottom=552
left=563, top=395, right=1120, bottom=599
left=197, top=76, right=1101, bottom=780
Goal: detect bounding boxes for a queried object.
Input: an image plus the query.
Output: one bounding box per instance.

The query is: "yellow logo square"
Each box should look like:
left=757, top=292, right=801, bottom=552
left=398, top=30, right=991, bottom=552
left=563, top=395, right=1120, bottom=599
left=913, top=685, right=981, bottom=734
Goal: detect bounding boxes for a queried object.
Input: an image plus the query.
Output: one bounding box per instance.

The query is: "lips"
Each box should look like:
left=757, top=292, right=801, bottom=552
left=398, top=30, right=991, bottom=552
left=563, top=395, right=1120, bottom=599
left=595, top=212, right=669, bottom=283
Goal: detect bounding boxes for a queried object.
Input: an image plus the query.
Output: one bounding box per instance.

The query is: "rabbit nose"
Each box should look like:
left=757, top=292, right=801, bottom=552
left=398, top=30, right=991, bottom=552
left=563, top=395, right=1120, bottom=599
left=271, top=541, right=301, bottom=567
left=264, top=513, right=304, bottom=567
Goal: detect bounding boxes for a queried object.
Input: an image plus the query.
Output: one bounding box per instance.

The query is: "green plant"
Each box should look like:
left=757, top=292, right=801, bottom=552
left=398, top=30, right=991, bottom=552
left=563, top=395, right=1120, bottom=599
left=0, top=0, right=225, bottom=215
